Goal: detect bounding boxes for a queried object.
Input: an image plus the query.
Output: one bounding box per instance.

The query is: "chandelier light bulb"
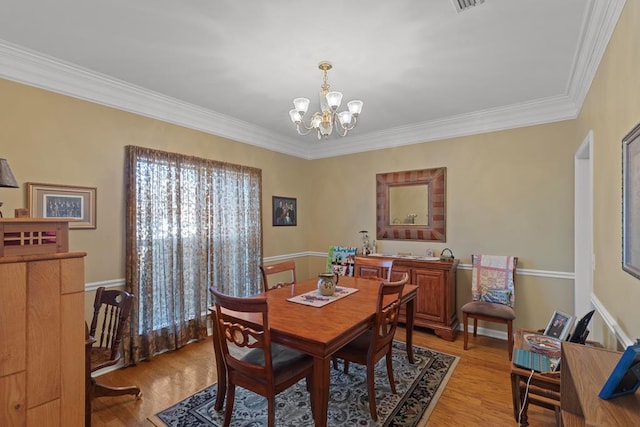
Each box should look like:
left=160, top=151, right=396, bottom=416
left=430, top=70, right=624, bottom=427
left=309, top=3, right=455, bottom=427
left=293, top=98, right=310, bottom=115
left=289, top=61, right=363, bottom=139
left=289, top=109, right=302, bottom=124
left=347, top=100, right=363, bottom=116
left=326, top=91, right=343, bottom=110
left=338, top=111, right=352, bottom=127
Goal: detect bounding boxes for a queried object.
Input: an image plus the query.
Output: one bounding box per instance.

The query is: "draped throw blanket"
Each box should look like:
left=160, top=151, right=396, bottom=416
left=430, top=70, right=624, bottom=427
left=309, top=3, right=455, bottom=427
left=471, top=255, right=516, bottom=307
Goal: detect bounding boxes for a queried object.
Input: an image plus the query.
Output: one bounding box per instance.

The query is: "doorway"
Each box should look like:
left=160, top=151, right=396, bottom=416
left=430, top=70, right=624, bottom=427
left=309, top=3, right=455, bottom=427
left=574, top=130, right=594, bottom=316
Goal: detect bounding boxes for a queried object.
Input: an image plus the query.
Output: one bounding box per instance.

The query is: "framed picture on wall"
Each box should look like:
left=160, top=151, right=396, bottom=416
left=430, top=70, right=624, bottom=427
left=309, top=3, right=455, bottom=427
left=622, top=123, right=640, bottom=279
left=272, top=196, right=296, bottom=226
left=27, top=183, right=97, bottom=229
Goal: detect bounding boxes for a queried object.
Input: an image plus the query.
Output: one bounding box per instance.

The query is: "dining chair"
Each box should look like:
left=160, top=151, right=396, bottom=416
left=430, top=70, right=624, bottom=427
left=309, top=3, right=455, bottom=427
left=210, top=287, right=315, bottom=427
left=333, top=272, right=409, bottom=421
left=353, top=255, right=393, bottom=281
left=88, top=286, right=142, bottom=400
left=260, top=260, right=296, bottom=292
left=461, top=254, right=518, bottom=359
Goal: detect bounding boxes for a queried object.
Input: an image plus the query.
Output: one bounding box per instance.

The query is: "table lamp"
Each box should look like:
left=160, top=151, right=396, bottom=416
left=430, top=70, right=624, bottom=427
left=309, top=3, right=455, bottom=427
left=0, top=158, right=19, bottom=218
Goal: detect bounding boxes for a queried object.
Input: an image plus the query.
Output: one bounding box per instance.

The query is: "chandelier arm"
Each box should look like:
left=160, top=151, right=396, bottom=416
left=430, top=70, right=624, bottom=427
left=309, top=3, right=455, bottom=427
left=295, top=124, right=314, bottom=136
left=332, top=112, right=357, bottom=136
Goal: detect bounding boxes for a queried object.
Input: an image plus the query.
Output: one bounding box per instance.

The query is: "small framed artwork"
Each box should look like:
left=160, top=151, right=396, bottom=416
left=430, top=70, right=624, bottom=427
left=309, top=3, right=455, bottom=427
left=599, top=343, right=640, bottom=400
left=622, top=122, right=640, bottom=279
left=27, top=183, right=97, bottom=229
left=272, top=196, right=296, bottom=226
left=543, top=310, right=575, bottom=340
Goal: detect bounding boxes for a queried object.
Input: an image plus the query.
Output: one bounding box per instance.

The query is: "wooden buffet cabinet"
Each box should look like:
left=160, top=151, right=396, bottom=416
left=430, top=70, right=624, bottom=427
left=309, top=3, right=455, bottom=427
left=355, top=256, right=459, bottom=341
left=561, top=342, right=640, bottom=426
left=0, top=219, right=86, bottom=426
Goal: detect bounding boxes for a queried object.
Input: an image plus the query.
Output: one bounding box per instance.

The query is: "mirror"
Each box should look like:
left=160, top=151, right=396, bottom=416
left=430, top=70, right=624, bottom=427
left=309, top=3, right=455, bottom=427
left=376, top=168, right=446, bottom=241
left=389, top=185, right=429, bottom=225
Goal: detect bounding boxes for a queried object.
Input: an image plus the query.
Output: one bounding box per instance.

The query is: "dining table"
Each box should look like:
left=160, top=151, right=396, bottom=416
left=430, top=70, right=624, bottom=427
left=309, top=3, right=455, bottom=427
left=210, top=275, right=418, bottom=427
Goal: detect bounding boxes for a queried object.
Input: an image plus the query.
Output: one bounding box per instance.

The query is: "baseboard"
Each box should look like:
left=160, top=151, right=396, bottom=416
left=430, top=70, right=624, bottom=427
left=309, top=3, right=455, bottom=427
left=457, top=323, right=508, bottom=341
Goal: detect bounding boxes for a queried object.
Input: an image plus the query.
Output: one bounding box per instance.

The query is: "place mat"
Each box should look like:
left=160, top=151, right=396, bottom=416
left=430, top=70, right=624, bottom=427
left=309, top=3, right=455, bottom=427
left=287, top=286, right=359, bottom=307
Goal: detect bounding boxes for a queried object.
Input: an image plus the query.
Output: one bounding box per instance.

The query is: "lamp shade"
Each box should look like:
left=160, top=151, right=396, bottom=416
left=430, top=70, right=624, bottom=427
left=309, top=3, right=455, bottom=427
left=0, top=158, right=19, bottom=188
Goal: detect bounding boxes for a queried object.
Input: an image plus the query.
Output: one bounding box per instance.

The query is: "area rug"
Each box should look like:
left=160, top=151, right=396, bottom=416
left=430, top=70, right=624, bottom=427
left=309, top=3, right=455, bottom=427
left=150, top=341, right=458, bottom=427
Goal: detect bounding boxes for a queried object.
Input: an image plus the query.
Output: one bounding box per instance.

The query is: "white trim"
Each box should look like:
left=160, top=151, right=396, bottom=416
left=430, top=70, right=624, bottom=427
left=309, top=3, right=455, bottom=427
left=591, top=294, right=634, bottom=348
left=455, top=262, right=574, bottom=280
left=459, top=324, right=508, bottom=342
left=85, top=278, right=125, bottom=292
left=0, top=0, right=625, bottom=160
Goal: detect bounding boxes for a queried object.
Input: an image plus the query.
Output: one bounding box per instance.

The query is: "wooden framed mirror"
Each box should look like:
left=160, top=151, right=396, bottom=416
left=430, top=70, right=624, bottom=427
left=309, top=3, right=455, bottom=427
left=376, top=167, right=446, bottom=241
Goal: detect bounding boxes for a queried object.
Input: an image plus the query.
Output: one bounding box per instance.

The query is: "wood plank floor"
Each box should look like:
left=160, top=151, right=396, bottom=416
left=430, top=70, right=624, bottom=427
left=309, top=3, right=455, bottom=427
left=90, top=327, right=558, bottom=426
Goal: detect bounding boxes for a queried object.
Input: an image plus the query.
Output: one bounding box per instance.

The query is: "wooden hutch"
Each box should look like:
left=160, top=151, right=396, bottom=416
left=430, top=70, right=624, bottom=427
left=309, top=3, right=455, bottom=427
left=355, top=255, right=459, bottom=341
left=0, top=219, right=86, bottom=426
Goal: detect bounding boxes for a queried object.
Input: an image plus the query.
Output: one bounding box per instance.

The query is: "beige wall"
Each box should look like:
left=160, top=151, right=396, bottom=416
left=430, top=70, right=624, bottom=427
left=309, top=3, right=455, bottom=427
left=307, top=122, right=578, bottom=332
left=0, top=79, right=311, bottom=283
left=2, top=1, right=639, bottom=343
left=575, top=0, right=640, bottom=345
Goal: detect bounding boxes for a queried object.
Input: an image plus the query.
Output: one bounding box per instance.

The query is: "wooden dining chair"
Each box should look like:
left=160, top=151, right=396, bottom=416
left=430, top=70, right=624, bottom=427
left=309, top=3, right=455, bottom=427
left=353, top=255, right=393, bottom=281
left=260, top=260, right=296, bottom=292
left=210, top=287, right=315, bottom=427
left=333, top=272, right=409, bottom=421
left=88, top=286, right=142, bottom=400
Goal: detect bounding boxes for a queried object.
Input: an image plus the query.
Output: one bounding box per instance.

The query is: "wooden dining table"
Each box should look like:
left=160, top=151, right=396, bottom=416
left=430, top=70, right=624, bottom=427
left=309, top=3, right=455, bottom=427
left=210, top=275, right=418, bottom=427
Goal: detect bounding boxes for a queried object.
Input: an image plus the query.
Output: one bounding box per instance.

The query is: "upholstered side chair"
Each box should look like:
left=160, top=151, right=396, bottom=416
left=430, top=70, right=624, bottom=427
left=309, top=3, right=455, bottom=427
left=461, top=254, right=518, bottom=359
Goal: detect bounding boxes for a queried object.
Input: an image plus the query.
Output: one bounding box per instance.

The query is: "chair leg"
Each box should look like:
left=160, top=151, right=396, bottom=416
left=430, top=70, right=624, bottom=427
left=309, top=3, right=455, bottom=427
left=267, top=396, right=275, bottom=427
left=463, top=312, right=469, bottom=350
left=385, top=351, right=397, bottom=394
left=343, top=360, right=350, bottom=374
left=367, top=363, right=378, bottom=421
left=507, top=320, right=514, bottom=361
left=91, top=378, right=142, bottom=399
left=332, top=357, right=339, bottom=370
left=224, top=384, right=235, bottom=427
left=473, top=318, right=478, bottom=337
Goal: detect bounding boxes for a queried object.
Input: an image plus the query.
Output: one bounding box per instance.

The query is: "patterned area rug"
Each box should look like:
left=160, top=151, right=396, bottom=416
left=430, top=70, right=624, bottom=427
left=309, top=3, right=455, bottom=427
left=151, top=341, right=458, bottom=427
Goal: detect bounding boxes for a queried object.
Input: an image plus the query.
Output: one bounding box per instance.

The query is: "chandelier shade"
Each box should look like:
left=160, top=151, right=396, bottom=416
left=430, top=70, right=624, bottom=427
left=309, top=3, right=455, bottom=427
left=289, top=61, right=363, bottom=139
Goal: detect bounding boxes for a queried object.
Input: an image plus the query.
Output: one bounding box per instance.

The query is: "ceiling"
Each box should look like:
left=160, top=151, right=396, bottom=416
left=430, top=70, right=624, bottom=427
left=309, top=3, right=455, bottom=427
left=0, top=0, right=624, bottom=159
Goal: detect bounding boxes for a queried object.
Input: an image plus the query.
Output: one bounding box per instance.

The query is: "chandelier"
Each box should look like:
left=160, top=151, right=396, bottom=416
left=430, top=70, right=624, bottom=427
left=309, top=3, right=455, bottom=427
left=288, top=61, right=363, bottom=139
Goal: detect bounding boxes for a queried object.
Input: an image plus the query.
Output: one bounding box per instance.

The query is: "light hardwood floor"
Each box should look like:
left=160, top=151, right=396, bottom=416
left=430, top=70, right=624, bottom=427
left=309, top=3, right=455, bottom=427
left=91, top=327, right=557, bottom=426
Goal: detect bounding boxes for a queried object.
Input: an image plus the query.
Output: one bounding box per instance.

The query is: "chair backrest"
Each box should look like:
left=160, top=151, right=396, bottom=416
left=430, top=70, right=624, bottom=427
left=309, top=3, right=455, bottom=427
left=260, top=260, right=296, bottom=292
left=471, top=254, right=518, bottom=307
left=353, top=256, right=393, bottom=281
left=210, top=287, right=273, bottom=384
left=89, top=286, right=134, bottom=366
left=372, top=272, right=409, bottom=353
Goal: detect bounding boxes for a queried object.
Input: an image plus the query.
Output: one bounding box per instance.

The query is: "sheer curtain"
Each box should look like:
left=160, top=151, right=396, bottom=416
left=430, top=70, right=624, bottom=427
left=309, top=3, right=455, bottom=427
left=124, top=146, right=262, bottom=363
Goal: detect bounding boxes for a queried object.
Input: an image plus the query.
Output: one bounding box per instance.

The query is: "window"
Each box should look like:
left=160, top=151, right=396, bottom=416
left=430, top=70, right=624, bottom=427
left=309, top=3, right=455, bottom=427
left=125, top=146, right=262, bottom=361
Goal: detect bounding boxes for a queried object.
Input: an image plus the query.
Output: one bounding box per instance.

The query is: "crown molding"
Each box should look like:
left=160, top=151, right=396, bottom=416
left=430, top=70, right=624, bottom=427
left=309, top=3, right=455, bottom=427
left=0, top=1, right=624, bottom=160
left=567, top=0, right=626, bottom=113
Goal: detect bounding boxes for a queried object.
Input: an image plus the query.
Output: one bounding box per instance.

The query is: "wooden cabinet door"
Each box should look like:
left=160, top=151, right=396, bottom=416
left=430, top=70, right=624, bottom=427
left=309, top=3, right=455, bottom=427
left=412, top=268, right=446, bottom=323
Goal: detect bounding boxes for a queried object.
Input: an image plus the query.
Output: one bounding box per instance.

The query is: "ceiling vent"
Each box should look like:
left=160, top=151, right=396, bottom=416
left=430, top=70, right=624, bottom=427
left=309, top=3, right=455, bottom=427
left=452, top=0, right=485, bottom=13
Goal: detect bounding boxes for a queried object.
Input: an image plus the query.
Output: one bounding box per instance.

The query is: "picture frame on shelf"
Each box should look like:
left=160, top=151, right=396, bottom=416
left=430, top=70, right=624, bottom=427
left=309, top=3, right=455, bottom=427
left=543, top=310, right=574, bottom=341
left=272, top=196, right=296, bottom=226
left=543, top=310, right=574, bottom=340
left=622, top=123, right=640, bottom=279
left=27, top=183, right=97, bottom=229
